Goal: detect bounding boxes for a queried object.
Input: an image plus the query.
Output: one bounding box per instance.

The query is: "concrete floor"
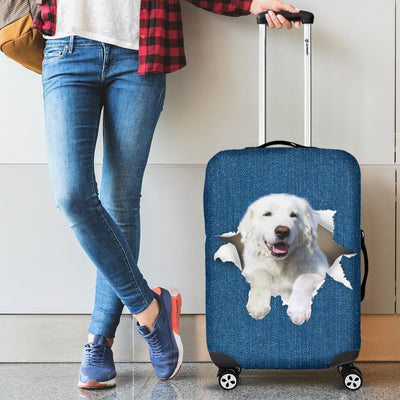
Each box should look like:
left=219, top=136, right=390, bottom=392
left=0, top=362, right=399, bottom=400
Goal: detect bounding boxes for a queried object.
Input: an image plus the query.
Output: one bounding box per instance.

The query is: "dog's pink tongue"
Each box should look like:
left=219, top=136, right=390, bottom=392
left=273, top=243, right=289, bottom=253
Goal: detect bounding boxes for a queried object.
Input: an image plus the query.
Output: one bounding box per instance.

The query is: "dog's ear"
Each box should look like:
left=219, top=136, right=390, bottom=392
left=304, top=205, right=320, bottom=245
left=238, top=207, right=254, bottom=241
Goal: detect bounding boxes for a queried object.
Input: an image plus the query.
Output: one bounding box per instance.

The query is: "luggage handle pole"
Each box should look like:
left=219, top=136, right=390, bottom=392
left=257, top=10, right=314, bottom=147
left=259, top=23, right=267, bottom=146
left=304, top=23, right=312, bottom=146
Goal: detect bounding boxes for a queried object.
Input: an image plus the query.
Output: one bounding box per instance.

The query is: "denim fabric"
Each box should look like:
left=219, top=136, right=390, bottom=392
left=203, top=147, right=361, bottom=369
left=42, top=36, right=166, bottom=338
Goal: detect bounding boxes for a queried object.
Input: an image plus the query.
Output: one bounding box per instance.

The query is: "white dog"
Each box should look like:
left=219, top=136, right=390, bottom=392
left=238, top=193, right=329, bottom=325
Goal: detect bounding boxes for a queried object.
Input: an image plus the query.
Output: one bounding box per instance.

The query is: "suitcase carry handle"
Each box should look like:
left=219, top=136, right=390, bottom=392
left=360, top=230, right=369, bottom=302
left=256, top=10, right=314, bottom=25
left=255, top=140, right=308, bottom=148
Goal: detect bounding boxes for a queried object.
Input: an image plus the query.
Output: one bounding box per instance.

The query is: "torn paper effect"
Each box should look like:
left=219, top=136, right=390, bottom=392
left=218, top=232, right=237, bottom=238
left=214, top=242, right=241, bottom=269
left=316, top=209, right=336, bottom=232
left=316, top=225, right=356, bottom=266
left=327, top=254, right=355, bottom=289
left=214, top=243, right=242, bottom=269
left=312, top=277, right=326, bottom=300
left=314, top=209, right=356, bottom=290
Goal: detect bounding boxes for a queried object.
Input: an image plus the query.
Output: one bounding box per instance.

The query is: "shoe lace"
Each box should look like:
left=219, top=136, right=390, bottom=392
left=84, top=343, right=107, bottom=367
left=147, top=332, right=163, bottom=357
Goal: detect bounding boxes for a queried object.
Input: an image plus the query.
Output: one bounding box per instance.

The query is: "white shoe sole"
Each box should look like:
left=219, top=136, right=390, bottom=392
left=78, top=377, right=116, bottom=389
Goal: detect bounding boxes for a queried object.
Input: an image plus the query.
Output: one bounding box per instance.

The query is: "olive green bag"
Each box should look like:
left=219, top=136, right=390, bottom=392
left=0, top=0, right=45, bottom=74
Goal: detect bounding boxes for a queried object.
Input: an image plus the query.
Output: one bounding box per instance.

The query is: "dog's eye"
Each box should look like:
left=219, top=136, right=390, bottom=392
left=263, top=212, right=272, bottom=217
left=290, top=212, right=298, bottom=218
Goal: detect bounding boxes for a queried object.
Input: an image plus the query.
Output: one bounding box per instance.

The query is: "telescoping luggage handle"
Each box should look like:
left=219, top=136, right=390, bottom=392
left=255, top=13, right=369, bottom=302
left=257, top=10, right=314, bottom=147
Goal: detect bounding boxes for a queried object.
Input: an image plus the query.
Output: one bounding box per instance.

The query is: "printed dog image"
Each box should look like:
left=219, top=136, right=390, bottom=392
left=237, top=194, right=329, bottom=324
left=214, top=192, right=358, bottom=326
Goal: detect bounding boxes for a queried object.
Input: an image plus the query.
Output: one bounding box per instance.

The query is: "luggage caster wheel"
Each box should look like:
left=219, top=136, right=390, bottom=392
left=338, top=364, right=362, bottom=377
left=350, top=365, right=362, bottom=375
left=218, top=369, right=239, bottom=390
left=343, top=369, right=363, bottom=391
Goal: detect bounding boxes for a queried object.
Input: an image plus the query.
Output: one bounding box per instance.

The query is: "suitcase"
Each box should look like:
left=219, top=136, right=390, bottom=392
left=203, top=10, right=369, bottom=391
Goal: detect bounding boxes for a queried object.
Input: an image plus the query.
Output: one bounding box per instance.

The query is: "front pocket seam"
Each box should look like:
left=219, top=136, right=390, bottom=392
left=42, top=45, right=69, bottom=65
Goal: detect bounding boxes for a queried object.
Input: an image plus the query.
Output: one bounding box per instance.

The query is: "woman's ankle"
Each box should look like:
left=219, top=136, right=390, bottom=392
left=133, top=297, right=160, bottom=332
left=88, top=333, right=114, bottom=348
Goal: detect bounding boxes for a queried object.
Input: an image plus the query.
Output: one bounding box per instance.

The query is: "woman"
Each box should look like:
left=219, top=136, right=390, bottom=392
left=32, top=0, right=299, bottom=390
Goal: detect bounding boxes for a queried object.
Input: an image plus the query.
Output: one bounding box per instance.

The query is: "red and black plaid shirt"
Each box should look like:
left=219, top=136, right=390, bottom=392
left=32, top=0, right=252, bottom=75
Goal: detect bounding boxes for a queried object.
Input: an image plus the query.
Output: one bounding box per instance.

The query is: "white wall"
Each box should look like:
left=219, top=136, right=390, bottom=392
left=0, top=0, right=397, bottom=318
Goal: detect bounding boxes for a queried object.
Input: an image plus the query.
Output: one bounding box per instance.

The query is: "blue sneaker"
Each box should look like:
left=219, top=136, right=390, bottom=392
left=136, top=287, right=183, bottom=379
left=78, top=334, right=117, bottom=389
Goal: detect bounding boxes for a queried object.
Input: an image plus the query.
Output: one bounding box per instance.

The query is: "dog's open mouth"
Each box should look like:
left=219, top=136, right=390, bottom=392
left=265, top=241, right=289, bottom=257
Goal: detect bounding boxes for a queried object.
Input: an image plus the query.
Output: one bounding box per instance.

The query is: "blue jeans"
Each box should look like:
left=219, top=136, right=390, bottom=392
left=42, top=36, right=166, bottom=338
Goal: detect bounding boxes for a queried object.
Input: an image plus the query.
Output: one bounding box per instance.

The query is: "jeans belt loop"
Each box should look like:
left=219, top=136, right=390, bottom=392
left=68, top=35, right=75, bottom=54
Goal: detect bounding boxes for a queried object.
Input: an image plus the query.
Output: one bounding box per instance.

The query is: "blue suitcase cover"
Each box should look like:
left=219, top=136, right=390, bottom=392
left=203, top=146, right=361, bottom=370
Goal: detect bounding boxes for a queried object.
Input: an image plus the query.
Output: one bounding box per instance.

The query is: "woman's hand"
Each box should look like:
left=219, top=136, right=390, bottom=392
left=250, top=0, right=301, bottom=29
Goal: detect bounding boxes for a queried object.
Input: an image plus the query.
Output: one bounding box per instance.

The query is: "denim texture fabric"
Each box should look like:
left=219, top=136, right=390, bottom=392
left=42, top=36, right=166, bottom=338
left=203, top=147, right=361, bottom=369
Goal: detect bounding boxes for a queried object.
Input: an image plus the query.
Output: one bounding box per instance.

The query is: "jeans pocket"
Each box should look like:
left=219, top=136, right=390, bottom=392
left=43, top=44, right=69, bottom=65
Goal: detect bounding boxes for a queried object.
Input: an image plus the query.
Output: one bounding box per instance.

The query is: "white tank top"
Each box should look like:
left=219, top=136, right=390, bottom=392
left=43, top=0, right=140, bottom=50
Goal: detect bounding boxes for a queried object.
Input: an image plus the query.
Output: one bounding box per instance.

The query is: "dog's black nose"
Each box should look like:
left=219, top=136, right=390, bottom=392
left=275, top=226, right=290, bottom=239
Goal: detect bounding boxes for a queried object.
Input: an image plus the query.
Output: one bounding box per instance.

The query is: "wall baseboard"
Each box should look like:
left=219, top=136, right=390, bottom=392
left=0, top=314, right=209, bottom=363
left=358, top=314, right=400, bottom=361
left=0, top=314, right=397, bottom=363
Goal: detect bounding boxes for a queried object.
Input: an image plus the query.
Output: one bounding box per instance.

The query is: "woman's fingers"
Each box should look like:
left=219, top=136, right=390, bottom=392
left=265, top=13, right=275, bottom=29
left=268, top=10, right=283, bottom=29
left=265, top=2, right=301, bottom=29
left=267, top=11, right=295, bottom=29
left=277, top=14, right=292, bottom=29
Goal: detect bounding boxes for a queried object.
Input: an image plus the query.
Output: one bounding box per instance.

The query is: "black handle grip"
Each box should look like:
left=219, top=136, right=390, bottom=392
left=257, top=10, right=314, bottom=25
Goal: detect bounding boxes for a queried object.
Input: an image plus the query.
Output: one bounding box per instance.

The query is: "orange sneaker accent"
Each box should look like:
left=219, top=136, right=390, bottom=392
left=152, top=287, right=181, bottom=335
left=78, top=380, right=109, bottom=389
left=171, top=293, right=182, bottom=336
